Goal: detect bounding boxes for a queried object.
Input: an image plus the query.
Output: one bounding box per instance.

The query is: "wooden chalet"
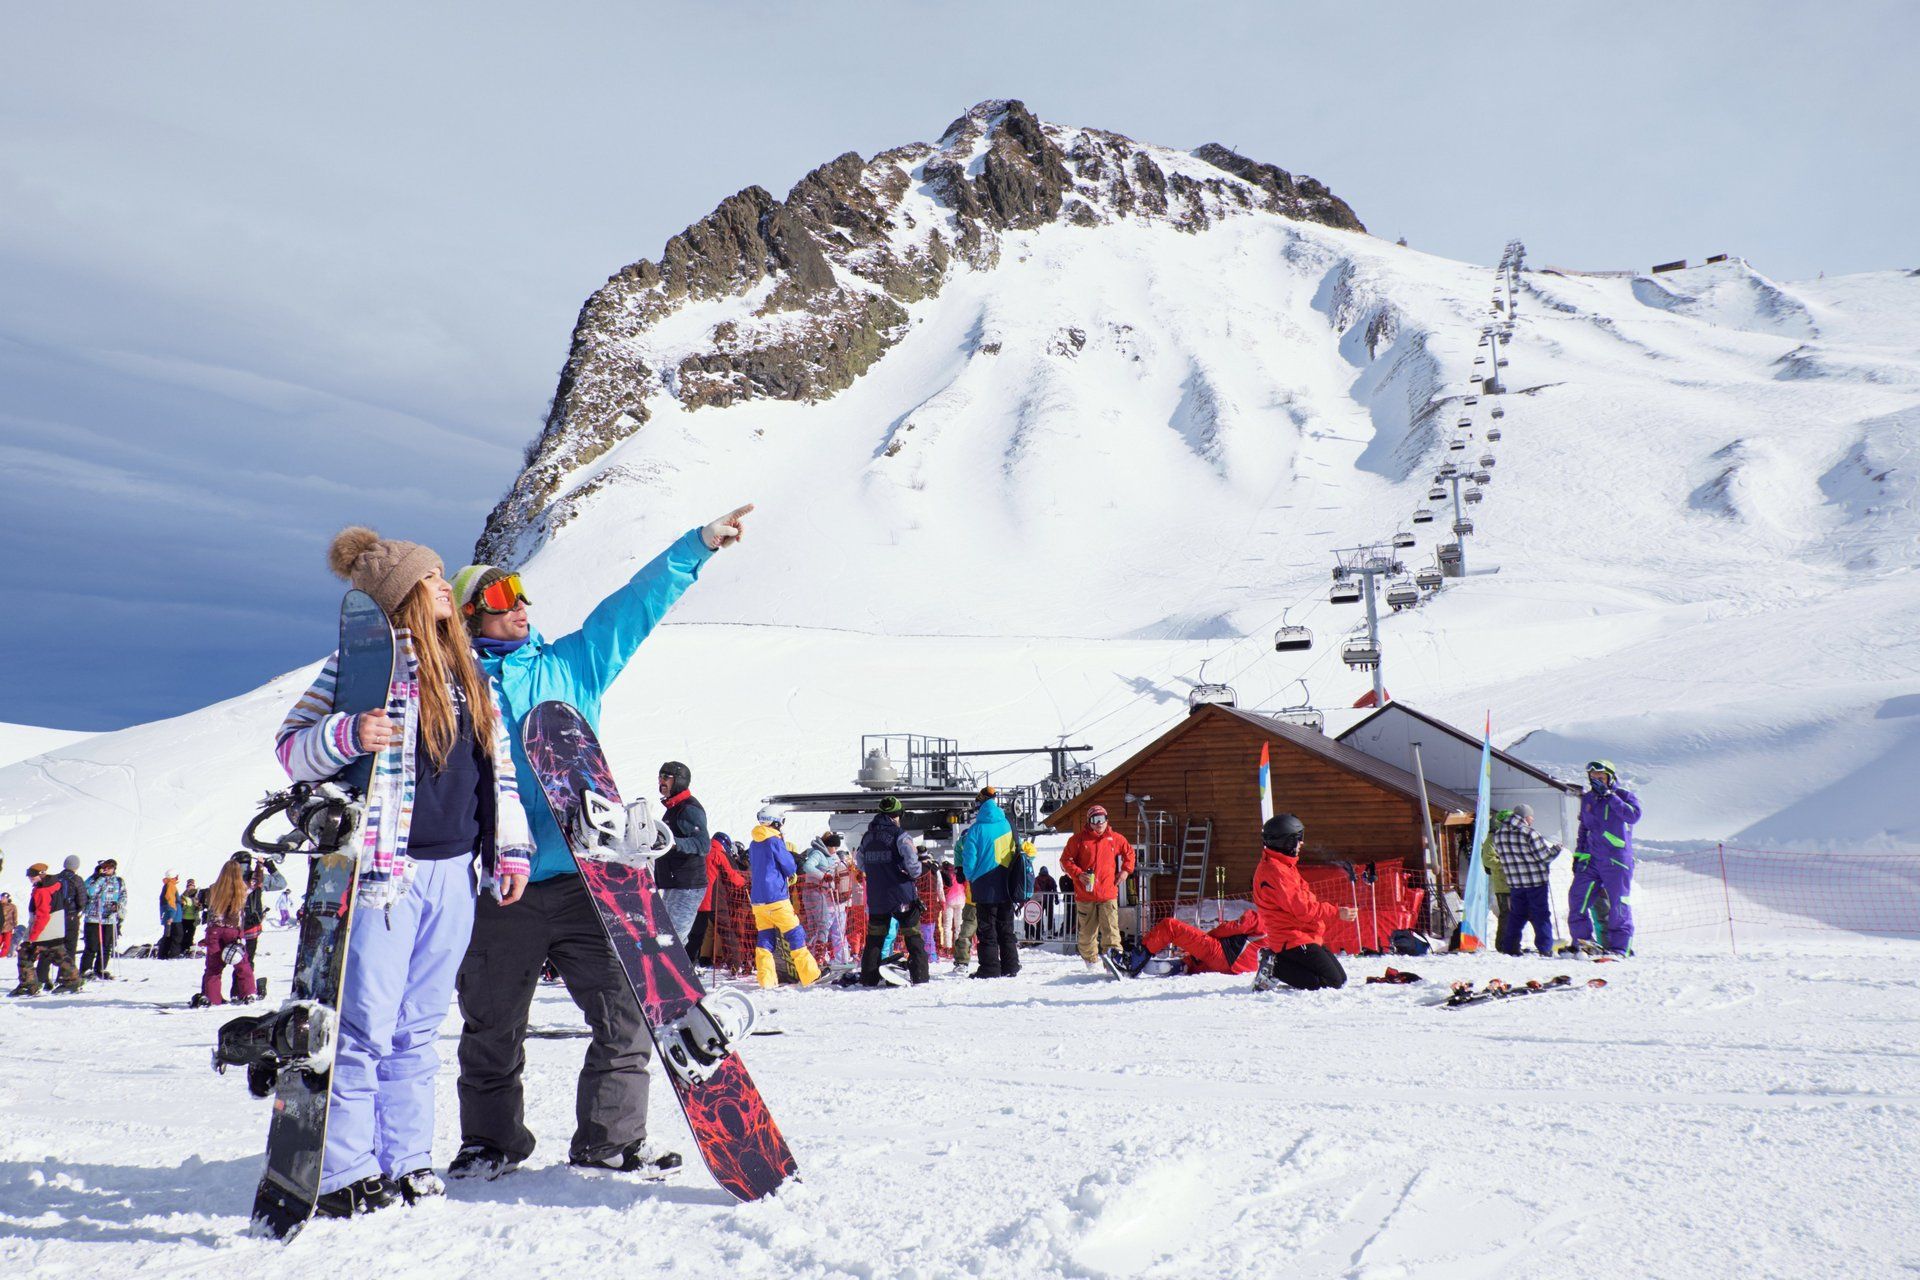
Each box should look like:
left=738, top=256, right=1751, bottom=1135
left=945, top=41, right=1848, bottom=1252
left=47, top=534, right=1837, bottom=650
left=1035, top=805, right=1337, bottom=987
left=1045, top=703, right=1475, bottom=898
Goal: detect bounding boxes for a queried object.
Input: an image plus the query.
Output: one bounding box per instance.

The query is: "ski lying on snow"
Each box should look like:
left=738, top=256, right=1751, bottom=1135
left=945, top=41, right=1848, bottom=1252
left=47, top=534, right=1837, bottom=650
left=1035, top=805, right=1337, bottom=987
left=1442, top=974, right=1607, bottom=1008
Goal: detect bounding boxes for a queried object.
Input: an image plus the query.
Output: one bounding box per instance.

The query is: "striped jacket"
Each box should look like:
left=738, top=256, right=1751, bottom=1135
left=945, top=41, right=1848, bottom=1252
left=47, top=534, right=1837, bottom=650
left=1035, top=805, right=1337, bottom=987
left=1491, top=814, right=1562, bottom=889
left=277, top=631, right=532, bottom=907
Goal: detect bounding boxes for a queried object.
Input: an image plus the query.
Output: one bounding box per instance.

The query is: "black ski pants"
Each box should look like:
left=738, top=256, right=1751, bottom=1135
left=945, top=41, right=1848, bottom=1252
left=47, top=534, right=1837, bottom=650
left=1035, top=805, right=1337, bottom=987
left=1268, top=943, right=1347, bottom=990
left=972, top=901, right=1021, bottom=978
left=456, top=874, right=653, bottom=1164
left=860, top=901, right=928, bottom=985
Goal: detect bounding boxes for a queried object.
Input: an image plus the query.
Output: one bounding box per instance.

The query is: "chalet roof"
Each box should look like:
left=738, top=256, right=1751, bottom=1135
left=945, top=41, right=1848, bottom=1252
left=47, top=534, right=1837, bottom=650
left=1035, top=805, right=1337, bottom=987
left=1045, top=703, right=1475, bottom=831
left=1337, top=702, right=1581, bottom=795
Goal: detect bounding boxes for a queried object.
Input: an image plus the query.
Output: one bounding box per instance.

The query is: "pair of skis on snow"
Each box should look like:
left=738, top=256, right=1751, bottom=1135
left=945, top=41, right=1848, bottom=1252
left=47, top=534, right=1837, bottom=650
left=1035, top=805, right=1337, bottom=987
left=216, top=592, right=795, bottom=1239
left=1441, top=973, right=1607, bottom=1008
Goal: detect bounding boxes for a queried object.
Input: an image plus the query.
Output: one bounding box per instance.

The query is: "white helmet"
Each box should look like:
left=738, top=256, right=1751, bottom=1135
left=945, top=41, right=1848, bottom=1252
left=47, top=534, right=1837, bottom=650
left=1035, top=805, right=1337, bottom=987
left=756, top=805, right=784, bottom=827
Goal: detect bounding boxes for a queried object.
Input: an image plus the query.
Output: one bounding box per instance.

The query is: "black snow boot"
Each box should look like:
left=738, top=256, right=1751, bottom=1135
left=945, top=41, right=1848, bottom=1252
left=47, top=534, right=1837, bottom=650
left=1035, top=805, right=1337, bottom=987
left=314, top=1175, right=399, bottom=1218
left=447, top=1143, right=522, bottom=1182
left=570, top=1141, right=684, bottom=1178
left=393, top=1168, right=445, bottom=1205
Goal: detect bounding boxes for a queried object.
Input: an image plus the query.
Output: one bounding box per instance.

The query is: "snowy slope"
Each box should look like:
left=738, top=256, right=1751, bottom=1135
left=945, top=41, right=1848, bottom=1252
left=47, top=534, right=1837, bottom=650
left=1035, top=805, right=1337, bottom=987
left=0, top=722, right=92, bottom=771
left=2, top=935, right=1917, bottom=1279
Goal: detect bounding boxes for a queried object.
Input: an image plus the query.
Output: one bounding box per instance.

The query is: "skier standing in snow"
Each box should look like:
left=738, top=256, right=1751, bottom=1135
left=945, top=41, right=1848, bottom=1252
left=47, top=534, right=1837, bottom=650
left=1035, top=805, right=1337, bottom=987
left=10, top=864, right=81, bottom=995
left=449, top=506, right=751, bottom=1179
left=653, top=760, right=711, bottom=942
left=197, top=858, right=259, bottom=1006
left=688, top=832, right=746, bottom=965
left=798, top=831, right=852, bottom=965
left=157, top=874, right=181, bottom=959
left=1570, top=760, right=1641, bottom=955
left=1491, top=805, right=1560, bottom=956
left=1058, top=804, right=1135, bottom=972
left=857, top=797, right=929, bottom=985
left=275, top=527, right=534, bottom=1216
left=746, top=807, right=823, bottom=988
left=82, top=859, right=125, bottom=980
left=176, top=878, right=200, bottom=958
left=1251, top=815, right=1357, bottom=991
left=957, top=787, right=1020, bottom=979
left=57, top=856, right=88, bottom=967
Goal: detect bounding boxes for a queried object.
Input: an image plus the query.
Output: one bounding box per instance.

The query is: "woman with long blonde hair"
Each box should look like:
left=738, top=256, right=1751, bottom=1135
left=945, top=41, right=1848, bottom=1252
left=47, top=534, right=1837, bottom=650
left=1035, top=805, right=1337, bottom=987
left=198, top=858, right=257, bottom=1006
left=274, top=527, right=532, bottom=1219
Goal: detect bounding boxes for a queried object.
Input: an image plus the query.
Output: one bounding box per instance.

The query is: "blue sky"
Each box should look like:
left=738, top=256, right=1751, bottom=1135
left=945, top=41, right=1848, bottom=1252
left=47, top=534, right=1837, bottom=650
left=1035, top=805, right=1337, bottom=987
left=2, top=0, right=1912, bottom=729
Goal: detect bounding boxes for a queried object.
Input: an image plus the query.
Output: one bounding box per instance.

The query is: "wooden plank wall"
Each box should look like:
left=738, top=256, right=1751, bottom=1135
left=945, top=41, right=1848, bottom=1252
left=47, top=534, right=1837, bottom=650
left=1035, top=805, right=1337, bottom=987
left=1061, top=714, right=1445, bottom=895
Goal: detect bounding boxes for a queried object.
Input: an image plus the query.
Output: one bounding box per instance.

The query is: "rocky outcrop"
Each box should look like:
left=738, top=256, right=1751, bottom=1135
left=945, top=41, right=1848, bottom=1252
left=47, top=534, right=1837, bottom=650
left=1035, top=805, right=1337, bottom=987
left=478, top=100, right=1368, bottom=562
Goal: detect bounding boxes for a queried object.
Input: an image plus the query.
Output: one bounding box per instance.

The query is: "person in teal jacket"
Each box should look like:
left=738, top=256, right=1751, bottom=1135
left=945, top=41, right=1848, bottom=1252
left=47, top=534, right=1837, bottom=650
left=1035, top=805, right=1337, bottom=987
left=956, top=788, right=1020, bottom=979
left=446, top=505, right=752, bottom=1182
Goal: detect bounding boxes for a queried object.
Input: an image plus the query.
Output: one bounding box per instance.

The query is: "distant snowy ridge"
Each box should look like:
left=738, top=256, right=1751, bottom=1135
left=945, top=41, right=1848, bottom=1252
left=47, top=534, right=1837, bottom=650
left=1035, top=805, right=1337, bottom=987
left=478, top=99, right=1363, bottom=562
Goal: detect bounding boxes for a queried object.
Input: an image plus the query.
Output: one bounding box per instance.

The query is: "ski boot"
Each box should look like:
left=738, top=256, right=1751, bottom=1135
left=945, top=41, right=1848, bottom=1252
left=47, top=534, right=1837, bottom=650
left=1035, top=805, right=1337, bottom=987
left=658, top=988, right=758, bottom=1085
left=448, top=1143, right=522, bottom=1182
left=213, top=1000, right=337, bottom=1098
left=570, top=1140, right=684, bottom=1179
left=1252, top=949, right=1283, bottom=993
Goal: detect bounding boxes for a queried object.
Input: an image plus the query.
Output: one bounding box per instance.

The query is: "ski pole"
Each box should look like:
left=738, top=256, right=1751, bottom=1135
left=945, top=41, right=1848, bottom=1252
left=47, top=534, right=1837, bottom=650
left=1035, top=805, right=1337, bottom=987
left=1364, top=863, right=1380, bottom=952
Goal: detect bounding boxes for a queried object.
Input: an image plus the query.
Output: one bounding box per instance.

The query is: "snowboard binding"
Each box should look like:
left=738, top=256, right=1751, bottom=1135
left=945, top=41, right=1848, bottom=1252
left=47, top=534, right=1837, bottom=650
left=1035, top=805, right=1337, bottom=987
left=214, top=1001, right=338, bottom=1098
left=658, top=989, right=758, bottom=1085
left=242, top=781, right=362, bottom=857
left=571, top=789, right=671, bottom=868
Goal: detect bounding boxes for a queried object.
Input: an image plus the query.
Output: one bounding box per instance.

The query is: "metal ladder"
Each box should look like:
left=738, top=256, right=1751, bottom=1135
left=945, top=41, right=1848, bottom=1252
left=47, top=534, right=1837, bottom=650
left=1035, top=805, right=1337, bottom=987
left=1173, top=819, right=1212, bottom=904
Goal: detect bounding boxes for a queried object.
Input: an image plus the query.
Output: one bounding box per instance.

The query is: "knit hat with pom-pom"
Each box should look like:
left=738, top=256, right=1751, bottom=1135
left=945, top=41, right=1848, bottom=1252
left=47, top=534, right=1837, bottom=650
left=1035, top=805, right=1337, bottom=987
left=327, top=526, right=443, bottom=616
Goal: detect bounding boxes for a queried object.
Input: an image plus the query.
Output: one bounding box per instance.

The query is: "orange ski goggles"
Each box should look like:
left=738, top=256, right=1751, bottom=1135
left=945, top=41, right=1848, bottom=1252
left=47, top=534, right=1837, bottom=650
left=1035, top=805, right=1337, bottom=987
left=465, top=572, right=530, bottom=616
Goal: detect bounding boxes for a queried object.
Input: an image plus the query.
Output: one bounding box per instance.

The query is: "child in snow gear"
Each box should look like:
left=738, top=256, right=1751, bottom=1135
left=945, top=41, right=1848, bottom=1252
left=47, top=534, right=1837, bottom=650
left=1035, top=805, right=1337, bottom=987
left=1126, top=909, right=1265, bottom=977
left=83, top=859, right=125, bottom=979
left=1251, top=815, right=1357, bottom=992
left=1491, top=804, right=1562, bottom=956
left=858, top=798, right=929, bottom=985
left=277, top=528, right=533, bottom=1214
left=1059, top=804, right=1135, bottom=970
left=957, top=789, right=1020, bottom=978
left=200, top=859, right=260, bottom=1006
left=1571, top=761, right=1641, bottom=954
left=448, top=507, right=747, bottom=1175
left=747, top=808, right=821, bottom=988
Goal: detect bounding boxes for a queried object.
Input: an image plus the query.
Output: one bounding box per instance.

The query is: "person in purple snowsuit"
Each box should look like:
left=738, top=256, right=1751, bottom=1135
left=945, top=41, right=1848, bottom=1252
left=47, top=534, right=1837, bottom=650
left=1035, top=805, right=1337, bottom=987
left=1569, top=759, right=1641, bottom=953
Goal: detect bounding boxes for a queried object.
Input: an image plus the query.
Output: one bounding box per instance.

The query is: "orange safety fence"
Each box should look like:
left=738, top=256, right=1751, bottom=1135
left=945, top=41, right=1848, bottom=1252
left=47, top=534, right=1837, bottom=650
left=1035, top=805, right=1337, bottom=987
left=702, top=868, right=963, bottom=978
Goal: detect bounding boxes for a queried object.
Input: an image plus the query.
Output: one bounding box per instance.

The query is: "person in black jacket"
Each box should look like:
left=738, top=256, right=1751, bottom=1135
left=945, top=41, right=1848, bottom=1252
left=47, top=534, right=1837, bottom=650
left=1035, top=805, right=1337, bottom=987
left=57, top=856, right=88, bottom=964
left=857, top=798, right=929, bottom=986
left=653, top=761, right=710, bottom=941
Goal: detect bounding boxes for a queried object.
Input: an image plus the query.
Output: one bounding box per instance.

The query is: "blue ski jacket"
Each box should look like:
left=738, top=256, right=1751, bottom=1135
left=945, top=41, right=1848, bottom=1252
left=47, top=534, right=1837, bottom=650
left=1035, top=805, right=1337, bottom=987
left=747, top=824, right=797, bottom=906
left=476, top=527, right=713, bottom=883
left=956, top=799, right=1014, bottom=904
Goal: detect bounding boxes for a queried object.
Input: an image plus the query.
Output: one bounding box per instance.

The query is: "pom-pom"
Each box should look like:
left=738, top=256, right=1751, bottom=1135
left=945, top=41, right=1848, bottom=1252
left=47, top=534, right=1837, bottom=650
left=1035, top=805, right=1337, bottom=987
left=328, top=526, right=380, bottom=580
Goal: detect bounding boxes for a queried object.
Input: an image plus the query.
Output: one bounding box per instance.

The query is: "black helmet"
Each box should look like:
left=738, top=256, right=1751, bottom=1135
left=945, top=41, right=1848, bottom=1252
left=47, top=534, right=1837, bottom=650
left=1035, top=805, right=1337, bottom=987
left=658, top=761, right=691, bottom=792
left=1262, top=813, right=1306, bottom=850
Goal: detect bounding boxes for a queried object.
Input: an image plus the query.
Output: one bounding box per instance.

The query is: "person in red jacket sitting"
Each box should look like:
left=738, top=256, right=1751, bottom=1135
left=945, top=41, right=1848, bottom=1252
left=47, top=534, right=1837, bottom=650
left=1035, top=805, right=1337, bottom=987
left=1059, top=805, right=1137, bottom=972
left=1121, top=908, right=1265, bottom=977
left=1252, top=814, right=1356, bottom=991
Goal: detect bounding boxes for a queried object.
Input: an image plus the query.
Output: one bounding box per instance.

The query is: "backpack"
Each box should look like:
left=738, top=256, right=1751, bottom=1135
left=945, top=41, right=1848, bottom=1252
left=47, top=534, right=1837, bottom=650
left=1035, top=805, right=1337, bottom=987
left=1008, top=838, right=1036, bottom=903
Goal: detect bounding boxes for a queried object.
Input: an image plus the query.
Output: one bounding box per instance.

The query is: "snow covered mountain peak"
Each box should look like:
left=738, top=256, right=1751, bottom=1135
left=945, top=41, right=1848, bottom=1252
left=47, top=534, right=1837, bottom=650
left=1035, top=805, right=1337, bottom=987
left=476, top=100, right=1364, bottom=562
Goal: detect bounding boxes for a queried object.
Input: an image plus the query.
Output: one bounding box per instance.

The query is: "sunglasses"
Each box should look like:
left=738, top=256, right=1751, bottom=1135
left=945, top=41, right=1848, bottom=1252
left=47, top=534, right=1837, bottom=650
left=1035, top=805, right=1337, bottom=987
left=465, top=573, right=530, bottom=616
left=1089, top=815, right=1108, bottom=824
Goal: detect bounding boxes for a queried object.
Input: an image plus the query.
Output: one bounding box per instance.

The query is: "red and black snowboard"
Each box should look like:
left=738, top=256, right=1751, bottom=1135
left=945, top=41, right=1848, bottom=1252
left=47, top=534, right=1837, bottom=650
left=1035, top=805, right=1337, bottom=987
left=522, top=699, right=797, bottom=1202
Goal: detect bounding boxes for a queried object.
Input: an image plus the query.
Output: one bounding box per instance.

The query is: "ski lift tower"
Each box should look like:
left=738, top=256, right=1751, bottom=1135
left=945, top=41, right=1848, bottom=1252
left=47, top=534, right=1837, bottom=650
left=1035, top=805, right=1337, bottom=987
left=1435, top=470, right=1474, bottom=576
left=1330, top=544, right=1405, bottom=705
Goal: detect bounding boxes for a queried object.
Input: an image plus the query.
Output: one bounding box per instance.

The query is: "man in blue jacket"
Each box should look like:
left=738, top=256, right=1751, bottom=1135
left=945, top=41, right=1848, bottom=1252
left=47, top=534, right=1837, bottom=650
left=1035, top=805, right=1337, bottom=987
left=956, top=788, right=1020, bottom=979
left=447, top=504, right=751, bottom=1181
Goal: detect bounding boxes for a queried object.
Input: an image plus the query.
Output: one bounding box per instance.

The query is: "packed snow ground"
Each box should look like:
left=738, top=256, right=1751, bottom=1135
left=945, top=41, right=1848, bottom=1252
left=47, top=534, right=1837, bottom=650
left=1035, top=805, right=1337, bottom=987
left=2, top=927, right=1917, bottom=1279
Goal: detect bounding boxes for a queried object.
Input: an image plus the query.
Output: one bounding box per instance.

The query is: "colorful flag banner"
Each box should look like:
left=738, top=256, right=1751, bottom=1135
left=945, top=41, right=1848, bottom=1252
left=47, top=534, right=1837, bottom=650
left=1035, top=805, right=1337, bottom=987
left=1259, top=742, right=1274, bottom=824
left=1458, top=713, right=1495, bottom=950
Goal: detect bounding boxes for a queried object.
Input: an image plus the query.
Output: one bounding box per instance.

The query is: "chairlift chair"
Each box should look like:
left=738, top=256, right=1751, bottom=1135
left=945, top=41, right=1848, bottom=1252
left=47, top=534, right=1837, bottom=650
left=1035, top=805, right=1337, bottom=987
left=1465, top=488, right=1484, bottom=504
left=1187, top=659, right=1237, bottom=711
left=1438, top=463, right=1460, bottom=479
left=1415, top=566, right=1443, bottom=590
left=1497, top=357, right=1509, bottom=366
left=1428, top=486, right=1447, bottom=501
left=1454, top=517, right=1474, bottom=534
left=1457, top=417, right=1471, bottom=428
left=1340, top=636, right=1381, bottom=670
left=1273, top=609, right=1312, bottom=653
left=1449, top=439, right=1467, bottom=452
left=1412, top=507, right=1435, bottom=524
left=1472, top=469, right=1491, bottom=485
left=1486, top=427, right=1502, bottom=442
left=1273, top=705, right=1325, bottom=734
left=1329, top=579, right=1362, bottom=605
left=1385, top=580, right=1419, bottom=609
left=1480, top=454, right=1496, bottom=468
left=1437, top=542, right=1463, bottom=568
left=1490, top=405, right=1504, bottom=418
left=1465, top=396, right=1479, bottom=405
left=1392, top=530, right=1416, bottom=549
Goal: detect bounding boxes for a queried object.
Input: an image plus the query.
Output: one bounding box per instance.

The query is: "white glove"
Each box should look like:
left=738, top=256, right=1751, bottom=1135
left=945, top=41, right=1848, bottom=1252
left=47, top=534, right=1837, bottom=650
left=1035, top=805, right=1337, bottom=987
left=701, top=503, right=755, bottom=551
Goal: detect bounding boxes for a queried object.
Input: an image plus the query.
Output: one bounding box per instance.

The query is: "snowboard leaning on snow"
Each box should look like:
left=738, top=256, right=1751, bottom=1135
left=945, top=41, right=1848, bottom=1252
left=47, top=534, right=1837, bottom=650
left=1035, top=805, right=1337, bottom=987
left=521, top=699, right=798, bottom=1202
left=228, top=589, right=395, bottom=1239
